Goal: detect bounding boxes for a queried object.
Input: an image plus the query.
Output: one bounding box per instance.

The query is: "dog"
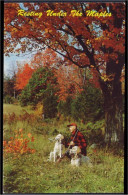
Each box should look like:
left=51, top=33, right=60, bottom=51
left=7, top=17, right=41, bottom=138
left=49, top=134, right=64, bottom=162
left=69, top=146, right=81, bottom=167
left=69, top=146, right=92, bottom=167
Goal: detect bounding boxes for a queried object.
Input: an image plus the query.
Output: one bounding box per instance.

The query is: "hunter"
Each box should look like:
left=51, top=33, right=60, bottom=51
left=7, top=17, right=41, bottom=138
left=64, top=123, right=87, bottom=158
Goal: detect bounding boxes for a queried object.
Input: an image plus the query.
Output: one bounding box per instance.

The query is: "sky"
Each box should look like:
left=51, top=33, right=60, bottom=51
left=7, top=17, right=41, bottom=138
left=4, top=54, right=28, bottom=77
left=4, top=3, right=32, bottom=77
left=4, top=51, right=38, bottom=77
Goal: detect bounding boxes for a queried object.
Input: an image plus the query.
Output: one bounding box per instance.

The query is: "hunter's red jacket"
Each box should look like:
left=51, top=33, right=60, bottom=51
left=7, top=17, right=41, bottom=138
left=65, top=130, right=87, bottom=156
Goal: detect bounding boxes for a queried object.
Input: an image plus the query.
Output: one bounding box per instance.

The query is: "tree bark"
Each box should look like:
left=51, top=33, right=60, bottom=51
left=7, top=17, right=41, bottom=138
left=104, top=94, right=123, bottom=144
left=99, top=59, right=124, bottom=144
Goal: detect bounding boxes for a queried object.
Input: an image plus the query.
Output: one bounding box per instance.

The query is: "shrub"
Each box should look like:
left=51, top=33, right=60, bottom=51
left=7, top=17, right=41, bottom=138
left=3, top=129, right=36, bottom=157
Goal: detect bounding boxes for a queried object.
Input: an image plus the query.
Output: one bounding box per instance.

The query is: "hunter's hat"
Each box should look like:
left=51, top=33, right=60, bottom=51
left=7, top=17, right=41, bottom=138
left=67, top=123, right=77, bottom=128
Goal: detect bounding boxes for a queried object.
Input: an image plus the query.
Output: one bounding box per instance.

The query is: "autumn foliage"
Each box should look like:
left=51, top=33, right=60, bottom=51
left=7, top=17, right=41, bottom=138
left=3, top=129, right=36, bottom=156
left=15, top=63, right=35, bottom=90
left=15, top=50, right=88, bottom=101
left=4, top=2, right=125, bottom=143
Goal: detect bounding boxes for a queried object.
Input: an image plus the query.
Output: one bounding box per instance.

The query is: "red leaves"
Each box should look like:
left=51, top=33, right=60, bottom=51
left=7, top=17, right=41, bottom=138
left=15, top=63, right=35, bottom=90
left=55, top=64, right=85, bottom=101
left=3, top=129, right=36, bottom=156
left=89, top=69, right=100, bottom=88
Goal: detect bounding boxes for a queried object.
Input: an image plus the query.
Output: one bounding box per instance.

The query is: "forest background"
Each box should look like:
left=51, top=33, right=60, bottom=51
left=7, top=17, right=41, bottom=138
left=3, top=2, right=125, bottom=194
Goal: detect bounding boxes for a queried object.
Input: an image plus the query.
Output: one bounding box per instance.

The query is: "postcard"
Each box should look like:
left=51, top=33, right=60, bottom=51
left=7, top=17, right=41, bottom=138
left=3, top=0, right=126, bottom=194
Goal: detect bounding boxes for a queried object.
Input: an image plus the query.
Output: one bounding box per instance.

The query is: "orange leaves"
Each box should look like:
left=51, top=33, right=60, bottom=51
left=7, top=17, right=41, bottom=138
left=44, top=28, right=52, bottom=33
left=3, top=129, right=36, bottom=157
left=19, top=128, right=23, bottom=133
left=3, top=141, right=7, bottom=147
left=30, top=48, right=59, bottom=70
left=15, top=63, right=35, bottom=90
left=90, top=65, right=94, bottom=68
left=55, top=64, right=84, bottom=101
left=27, top=133, right=32, bottom=138
left=114, top=43, right=125, bottom=54
left=31, top=136, right=35, bottom=142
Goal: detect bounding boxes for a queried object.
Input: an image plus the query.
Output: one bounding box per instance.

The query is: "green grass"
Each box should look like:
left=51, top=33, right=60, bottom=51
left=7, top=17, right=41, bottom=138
left=3, top=104, right=124, bottom=193
left=3, top=104, right=34, bottom=115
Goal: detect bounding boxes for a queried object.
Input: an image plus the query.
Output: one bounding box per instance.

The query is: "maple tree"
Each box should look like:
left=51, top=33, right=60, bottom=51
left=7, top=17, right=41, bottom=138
left=4, top=2, right=125, bottom=143
left=55, top=64, right=84, bottom=101
left=15, top=63, right=35, bottom=91
left=30, top=48, right=61, bottom=70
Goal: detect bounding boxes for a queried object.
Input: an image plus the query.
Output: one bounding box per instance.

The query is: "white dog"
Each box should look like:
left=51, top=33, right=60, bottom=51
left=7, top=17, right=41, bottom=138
left=49, top=134, right=64, bottom=162
left=69, top=146, right=81, bottom=167
left=69, top=146, right=92, bottom=167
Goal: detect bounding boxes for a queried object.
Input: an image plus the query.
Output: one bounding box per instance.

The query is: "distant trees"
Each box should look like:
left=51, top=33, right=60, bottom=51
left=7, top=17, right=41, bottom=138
left=19, top=67, right=59, bottom=118
left=3, top=75, right=19, bottom=104
left=15, top=53, right=104, bottom=121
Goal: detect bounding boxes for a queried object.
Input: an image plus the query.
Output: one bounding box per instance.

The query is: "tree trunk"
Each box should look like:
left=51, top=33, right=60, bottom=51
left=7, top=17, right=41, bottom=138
left=99, top=61, right=124, bottom=144
left=104, top=97, right=123, bottom=144
left=14, top=90, right=15, bottom=99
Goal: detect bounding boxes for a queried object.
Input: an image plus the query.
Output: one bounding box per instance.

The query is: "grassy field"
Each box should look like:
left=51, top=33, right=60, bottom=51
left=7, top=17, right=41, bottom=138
left=3, top=104, right=35, bottom=115
left=3, top=104, right=124, bottom=193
